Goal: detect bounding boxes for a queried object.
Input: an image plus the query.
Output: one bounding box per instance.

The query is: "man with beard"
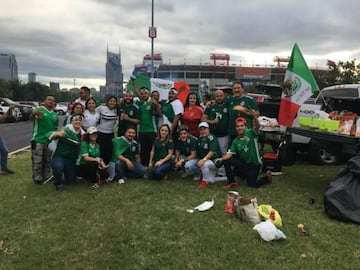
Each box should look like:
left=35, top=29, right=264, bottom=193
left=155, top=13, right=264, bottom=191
left=117, top=91, right=140, bottom=137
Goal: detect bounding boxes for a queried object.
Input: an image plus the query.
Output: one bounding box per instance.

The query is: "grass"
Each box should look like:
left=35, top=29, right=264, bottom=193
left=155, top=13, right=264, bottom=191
left=1, top=152, right=360, bottom=270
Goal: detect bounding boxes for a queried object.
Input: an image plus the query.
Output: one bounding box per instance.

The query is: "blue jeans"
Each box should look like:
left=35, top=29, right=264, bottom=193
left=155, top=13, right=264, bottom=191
left=0, top=136, right=9, bottom=170
left=51, top=155, right=76, bottom=187
left=223, top=156, right=269, bottom=188
left=115, top=160, right=147, bottom=179
left=148, top=160, right=173, bottom=180
left=184, top=158, right=200, bottom=176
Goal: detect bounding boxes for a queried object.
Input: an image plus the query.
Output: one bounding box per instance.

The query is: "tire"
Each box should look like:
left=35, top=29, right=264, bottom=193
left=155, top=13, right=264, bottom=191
left=309, top=140, right=341, bottom=165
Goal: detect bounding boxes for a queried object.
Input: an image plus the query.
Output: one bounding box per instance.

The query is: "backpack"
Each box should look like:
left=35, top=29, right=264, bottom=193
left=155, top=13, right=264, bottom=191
left=277, top=140, right=295, bottom=166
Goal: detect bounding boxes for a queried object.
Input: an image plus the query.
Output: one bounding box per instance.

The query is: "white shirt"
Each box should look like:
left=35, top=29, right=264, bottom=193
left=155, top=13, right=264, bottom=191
left=95, top=105, right=117, bottom=134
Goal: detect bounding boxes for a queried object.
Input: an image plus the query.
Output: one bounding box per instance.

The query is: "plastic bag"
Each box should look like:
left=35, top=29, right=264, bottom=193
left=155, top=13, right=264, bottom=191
left=258, top=204, right=283, bottom=227
left=253, top=220, right=287, bottom=242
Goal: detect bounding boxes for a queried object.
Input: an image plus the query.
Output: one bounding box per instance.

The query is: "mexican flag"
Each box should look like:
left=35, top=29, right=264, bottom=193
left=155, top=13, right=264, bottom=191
left=278, top=43, right=319, bottom=126
left=127, top=74, right=190, bottom=104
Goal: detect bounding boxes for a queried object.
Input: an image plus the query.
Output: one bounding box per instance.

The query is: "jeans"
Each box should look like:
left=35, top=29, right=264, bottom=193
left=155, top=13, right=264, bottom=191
left=115, top=160, right=147, bottom=179
left=51, top=155, right=76, bottom=187
left=184, top=159, right=200, bottom=176
left=223, top=156, right=269, bottom=188
left=0, top=136, right=9, bottom=170
left=148, top=160, right=173, bottom=180
left=31, top=141, right=52, bottom=183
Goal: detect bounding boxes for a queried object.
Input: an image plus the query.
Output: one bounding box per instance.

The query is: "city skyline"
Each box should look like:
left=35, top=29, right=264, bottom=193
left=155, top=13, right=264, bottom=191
left=1, top=0, right=359, bottom=89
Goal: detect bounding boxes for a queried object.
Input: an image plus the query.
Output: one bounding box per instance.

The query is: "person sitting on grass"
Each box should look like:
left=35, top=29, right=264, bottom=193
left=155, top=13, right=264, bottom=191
left=50, top=114, right=84, bottom=191
left=173, top=125, right=197, bottom=178
left=217, top=115, right=272, bottom=189
left=148, top=124, right=174, bottom=181
left=110, top=126, right=147, bottom=184
left=76, top=127, right=109, bottom=189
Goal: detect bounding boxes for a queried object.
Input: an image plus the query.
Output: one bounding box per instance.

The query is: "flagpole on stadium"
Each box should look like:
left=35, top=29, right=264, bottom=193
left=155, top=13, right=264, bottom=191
left=150, top=0, right=155, bottom=78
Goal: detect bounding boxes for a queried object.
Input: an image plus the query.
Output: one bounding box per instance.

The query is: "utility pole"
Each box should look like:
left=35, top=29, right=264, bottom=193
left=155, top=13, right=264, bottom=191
left=148, top=0, right=156, bottom=78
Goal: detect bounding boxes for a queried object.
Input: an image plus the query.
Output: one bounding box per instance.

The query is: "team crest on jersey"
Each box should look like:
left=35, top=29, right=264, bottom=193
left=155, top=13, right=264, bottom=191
left=223, top=108, right=228, bottom=113
left=204, top=143, right=208, bottom=149
left=131, top=146, right=136, bottom=152
left=129, top=111, right=134, bottom=116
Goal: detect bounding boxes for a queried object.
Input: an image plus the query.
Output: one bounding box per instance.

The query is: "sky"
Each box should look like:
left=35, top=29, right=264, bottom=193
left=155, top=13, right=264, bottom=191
left=1, top=0, right=359, bottom=90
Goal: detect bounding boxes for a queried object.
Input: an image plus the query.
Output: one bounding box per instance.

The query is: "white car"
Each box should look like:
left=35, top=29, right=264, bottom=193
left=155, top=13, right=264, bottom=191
left=55, top=103, right=68, bottom=115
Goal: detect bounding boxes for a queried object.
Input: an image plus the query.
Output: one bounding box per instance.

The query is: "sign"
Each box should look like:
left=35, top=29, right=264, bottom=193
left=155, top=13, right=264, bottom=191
left=148, top=27, right=157, bottom=38
left=236, top=67, right=271, bottom=80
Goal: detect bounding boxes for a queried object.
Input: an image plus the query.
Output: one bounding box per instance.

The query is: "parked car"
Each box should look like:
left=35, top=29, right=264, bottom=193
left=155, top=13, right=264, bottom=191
left=18, top=101, right=40, bottom=108
left=0, top=97, right=33, bottom=121
left=55, top=102, right=69, bottom=115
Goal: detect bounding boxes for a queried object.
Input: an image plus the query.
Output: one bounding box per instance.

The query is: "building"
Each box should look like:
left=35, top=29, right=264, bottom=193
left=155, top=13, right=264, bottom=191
left=100, top=47, right=123, bottom=97
left=49, top=81, right=60, bottom=90
left=28, top=72, right=37, bottom=82
left=0, top=52, right=18, bottom=81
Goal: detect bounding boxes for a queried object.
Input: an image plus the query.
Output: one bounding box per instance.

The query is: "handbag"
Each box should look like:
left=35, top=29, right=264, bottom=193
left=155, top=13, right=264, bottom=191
left=234, top=197, right=261, bottom=224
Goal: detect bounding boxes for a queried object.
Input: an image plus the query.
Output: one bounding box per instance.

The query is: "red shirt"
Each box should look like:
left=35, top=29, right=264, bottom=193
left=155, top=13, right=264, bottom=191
left=182, top=106, right=203, bottom=137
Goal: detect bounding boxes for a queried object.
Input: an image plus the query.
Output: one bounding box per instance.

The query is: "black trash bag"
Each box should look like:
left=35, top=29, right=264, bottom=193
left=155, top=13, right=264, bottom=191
left=324, top=156, right=360, bottom=224
left=277, top=141, right=295, bottom=166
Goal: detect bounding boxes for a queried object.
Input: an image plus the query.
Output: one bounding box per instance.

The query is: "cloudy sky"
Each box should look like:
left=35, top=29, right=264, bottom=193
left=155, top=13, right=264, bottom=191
left=1, top=0, right=359, bottom=89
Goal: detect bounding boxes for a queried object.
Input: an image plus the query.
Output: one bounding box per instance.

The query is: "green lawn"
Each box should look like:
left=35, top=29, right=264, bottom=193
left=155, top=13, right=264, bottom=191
left=0, top=153, right=359, bottom=270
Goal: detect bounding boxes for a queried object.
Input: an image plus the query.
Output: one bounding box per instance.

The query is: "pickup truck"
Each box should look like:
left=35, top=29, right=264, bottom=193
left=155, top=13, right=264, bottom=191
left=256, top=84, right=360, bottom=165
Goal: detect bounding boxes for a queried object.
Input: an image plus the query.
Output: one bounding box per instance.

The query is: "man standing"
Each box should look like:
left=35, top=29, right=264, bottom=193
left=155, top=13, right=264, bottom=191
left=161, top=88, right=184, bottom=136
left=30, top=95, right=59, bottom=184
left=74, top=86, right=100, bottom=108
left=117, top=91, right=140, bottom=137
left=0, top=105, right=15, bottom=174
left=227, top=81, right=259, bottom=142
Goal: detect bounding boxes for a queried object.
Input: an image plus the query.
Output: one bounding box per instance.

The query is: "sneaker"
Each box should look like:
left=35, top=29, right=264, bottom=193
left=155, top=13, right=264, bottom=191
left=0, top=168, right=14, bottom=174
left=91, top=183, right=100, bottom=189
left=198, top=180, right=209, bottom=188
left=106, top=177, right=114, bottom=183
left=118, top=179, right=125, bottom=184
left=266, top=170, right=273, bottom=184
left=193, top=175, right=201, bottom=181
left=223, top=182, right=237, bottom=189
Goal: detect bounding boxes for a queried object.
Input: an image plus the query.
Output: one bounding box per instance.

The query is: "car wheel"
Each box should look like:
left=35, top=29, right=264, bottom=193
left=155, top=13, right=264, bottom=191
left=309, top=140, right=341, bottom=165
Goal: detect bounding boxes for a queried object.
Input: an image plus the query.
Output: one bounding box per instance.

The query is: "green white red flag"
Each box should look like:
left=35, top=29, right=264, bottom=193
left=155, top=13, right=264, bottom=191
left=278, top=43, right=319, bottom=126
left=127, top=74, right=190, bottom=104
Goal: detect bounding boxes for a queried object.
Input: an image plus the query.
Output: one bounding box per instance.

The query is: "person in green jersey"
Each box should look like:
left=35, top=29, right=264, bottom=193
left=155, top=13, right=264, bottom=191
left=227, top=81, right=259, bottom=143
left=30, top=95, right=58, bottom=184
left=174, top=125, right=197, bottom=177
left=148, top=124, right=174, bottom=181
left=117, top=91, right=140, bottom=137
left=187, top=122, right=225, bottom=188
left=76, top=127, right=109, bottom=188
left=112, top=126, right=147, bottom=184
left=217, top=115, right=272, bottom=189
left=50, top=114, right=83, bottom=191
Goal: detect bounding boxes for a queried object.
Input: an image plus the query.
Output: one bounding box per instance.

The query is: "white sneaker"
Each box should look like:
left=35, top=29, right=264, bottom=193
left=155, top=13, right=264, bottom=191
left=118, top=179, right=125, bottom=184
left=106, top=177, right=114, bottom=183
left=193, top=175, right=201, bottom=181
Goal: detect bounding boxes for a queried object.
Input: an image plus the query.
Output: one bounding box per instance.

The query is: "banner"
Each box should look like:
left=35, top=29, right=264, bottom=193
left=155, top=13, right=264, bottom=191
left=278, top=43, right=319, bottom=126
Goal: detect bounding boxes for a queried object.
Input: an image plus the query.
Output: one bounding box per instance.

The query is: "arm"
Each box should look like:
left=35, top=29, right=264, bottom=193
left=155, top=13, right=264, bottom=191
left=201, top=113, right=219, bottom=125
left=250, top=109, right=260, bottom=133
left=155, top=148, right=174, bottom=167
left=118, top=154, right=134, bottom=170
left=148, top=145, right=155, bottom=168
left=130, top=79, right=141, bottom=98
left=0, top=105, right=15, bottom=123
left=197, top=151, right=214, bottom=168
left=218, top=152, right=234, bottom=162
left=171, top=114, right=182, bottom=132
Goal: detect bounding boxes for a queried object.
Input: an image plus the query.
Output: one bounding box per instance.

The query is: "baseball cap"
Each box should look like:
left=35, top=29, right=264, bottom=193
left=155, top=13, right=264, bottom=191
left=235, top=117, right=247, bottom=125
left=87, top=126, right=98, bottom=134
left=198, top=122, right=209, bottom=129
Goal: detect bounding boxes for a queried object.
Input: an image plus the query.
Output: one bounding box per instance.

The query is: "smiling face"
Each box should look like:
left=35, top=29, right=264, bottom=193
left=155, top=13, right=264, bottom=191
left=188, top=94, right=197, bottom=106
left=124, top=128, right=136, bottom=141
left=124, top=92, right=134, bottom=104
left=86, top=99, right=96, bottom=111
left=179, top=129, right=189, bottom=141
left=232, top=82, right=245, bottom=98
left=107, top=97, right=118, bottom=109
left=140, top=89, right=149, bottom=101
left=159, top=125, right=170, bottom=139
left=199, top=127, right=209, bottom=138
left=235, top=122, right=246, bottom=135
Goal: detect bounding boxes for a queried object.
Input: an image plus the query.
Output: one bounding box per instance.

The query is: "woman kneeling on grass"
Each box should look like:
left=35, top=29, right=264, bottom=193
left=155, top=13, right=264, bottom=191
left=217, top=114, right=272, bottom=189
left=50, top=114, right=84, bottom=191
left=148, top=124, right=174, bottom=181
left=76, top=126, right=109, bottom=189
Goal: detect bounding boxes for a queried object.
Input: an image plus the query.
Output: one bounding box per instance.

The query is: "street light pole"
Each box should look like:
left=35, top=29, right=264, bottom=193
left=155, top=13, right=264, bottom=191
left=151, top=0, right=154, bottom=78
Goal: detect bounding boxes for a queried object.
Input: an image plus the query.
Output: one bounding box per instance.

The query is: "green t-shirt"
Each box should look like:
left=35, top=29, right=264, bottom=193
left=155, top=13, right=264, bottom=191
left=176, top=135, right=197, bottom=156
left=228, top=128, right=262, bottom=165
left=196, top=134, right=221, bottom=160
left=204, top=103, right=229, bottom=137
left=117, top=103, right=140, bottom=136
left=76, top=141, right=100, bottom=165
left=227, top=96, right=258, bottom=135
left=112, top=136, right=139, bottom=162
left=136, top=100, right=157, bottom=133
left=53, top=127, right=81, bottom=161
left=31, top=106, right=59, bottom=144
left=153, top=138, right=174, bottom=163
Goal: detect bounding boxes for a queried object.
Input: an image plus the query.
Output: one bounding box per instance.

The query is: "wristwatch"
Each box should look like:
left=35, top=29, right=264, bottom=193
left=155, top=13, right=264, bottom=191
left=203, top=157, right=207, bottom=161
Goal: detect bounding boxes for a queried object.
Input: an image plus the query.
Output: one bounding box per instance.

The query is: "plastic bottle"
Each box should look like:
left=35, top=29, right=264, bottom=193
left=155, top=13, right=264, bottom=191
left=297, top=224, right=308, bottom=235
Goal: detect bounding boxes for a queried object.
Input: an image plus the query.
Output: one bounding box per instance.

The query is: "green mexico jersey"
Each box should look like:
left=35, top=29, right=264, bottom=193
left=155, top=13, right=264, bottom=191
left=176, top=135, right=197, bottom=156
left=227, top=96, right=258, bottom=135
left=136, top=100, right=157, bottom=133
left=77, top=141, right=100, bottom=165
left=53, top=127, right=81, bottom=160
left=153, top=138, right=174, bottom=163
left=229, top=128, right=262, bottom=165
left=31, top=106, right=59, bottom=144
left=117, top=103, right=140, bottom=136
left=204, top=103, right=229, bottom=137
left=197, top=134, right=221, bottom=160
left=112, top=136, right=139, bottom=162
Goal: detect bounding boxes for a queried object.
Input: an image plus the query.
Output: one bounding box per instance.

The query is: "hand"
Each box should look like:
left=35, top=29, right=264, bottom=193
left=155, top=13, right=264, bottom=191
left=126, top=160, right=134, bottom=170
left=197, top=159, right=205, bottom=168
left=155, top=160, right=163, bottom=167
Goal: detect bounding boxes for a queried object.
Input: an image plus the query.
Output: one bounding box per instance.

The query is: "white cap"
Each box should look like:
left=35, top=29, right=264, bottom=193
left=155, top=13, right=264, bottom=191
left=87, top=126, right=98, bottom=134
left=198, top=122, right=209, bottom=129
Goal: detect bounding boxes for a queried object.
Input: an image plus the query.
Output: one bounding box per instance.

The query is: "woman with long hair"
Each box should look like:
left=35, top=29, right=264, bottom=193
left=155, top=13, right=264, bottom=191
left=76, top=126, right=109, bottom=188
left=82, top=97, right=100, bottom=130
left=95, top=95, right=118, bottom=164
left=148, top=124, right=174, bottom=181
left=63, top=102, right=84, bottom=126
left=181, top=92, right=203, bottom=137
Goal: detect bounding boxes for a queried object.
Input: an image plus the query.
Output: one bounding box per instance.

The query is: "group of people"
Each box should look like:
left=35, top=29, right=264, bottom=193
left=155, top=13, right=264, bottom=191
left=26, top=81, right=272, bottom=191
